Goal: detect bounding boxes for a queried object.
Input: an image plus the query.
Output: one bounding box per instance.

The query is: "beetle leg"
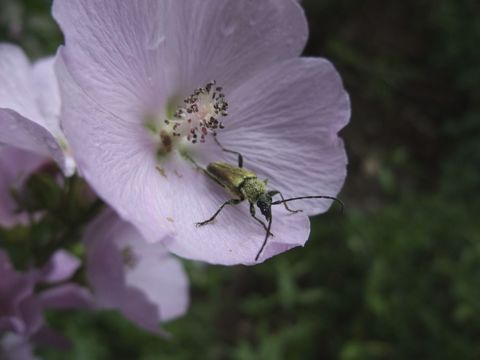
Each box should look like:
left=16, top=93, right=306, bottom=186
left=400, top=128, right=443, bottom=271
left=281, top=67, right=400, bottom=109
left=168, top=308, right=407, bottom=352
left=249, top=203, right=274, bottom=237
left=214, top=137, right=244, bottom=168
left=196, top=198, right=242, bottom=226
left=268, top=190, right=302, bottom=214
left=255, top=216, right=273, bottom=262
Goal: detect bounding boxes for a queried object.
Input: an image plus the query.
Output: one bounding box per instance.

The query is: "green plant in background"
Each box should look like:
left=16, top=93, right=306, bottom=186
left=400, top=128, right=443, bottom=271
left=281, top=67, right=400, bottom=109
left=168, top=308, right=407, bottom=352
left=1, top=0, right=480, bottom=359
left=0, top=0, right=62, bottom=57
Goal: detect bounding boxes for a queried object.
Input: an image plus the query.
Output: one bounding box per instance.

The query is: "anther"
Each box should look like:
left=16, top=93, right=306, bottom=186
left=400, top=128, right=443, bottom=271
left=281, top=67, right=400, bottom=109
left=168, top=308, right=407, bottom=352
left=163, top=80, right=228, bottom=144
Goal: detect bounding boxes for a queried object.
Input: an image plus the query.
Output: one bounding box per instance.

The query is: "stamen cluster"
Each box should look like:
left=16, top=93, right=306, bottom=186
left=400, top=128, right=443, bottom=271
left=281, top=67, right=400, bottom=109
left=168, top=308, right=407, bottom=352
left=164, top=81, right=228, bottom=143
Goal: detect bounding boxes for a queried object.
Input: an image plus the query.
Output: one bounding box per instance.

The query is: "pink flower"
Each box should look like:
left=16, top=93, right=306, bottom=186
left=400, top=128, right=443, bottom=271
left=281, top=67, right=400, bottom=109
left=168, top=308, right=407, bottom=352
left=0, top=44, right=73, bottom=176
left=54, top=0, right=350, bottom=265
left=83, top=209, right=189, bottom=334
left=0, top=250, right=93, bottom=353
left=0, top=44, right=75, bottom=226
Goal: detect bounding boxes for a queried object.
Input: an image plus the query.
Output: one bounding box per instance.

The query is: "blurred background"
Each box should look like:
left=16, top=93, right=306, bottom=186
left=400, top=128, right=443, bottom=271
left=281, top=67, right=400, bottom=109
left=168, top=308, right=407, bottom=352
left=1, top=0, right=479, bottom=359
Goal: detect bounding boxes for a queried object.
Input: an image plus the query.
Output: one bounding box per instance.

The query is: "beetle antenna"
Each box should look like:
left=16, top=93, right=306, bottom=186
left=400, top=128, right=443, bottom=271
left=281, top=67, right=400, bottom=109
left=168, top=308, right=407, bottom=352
left=271, top=196, right=344, bottom=213
left=255, top=216, right=273, bottom=261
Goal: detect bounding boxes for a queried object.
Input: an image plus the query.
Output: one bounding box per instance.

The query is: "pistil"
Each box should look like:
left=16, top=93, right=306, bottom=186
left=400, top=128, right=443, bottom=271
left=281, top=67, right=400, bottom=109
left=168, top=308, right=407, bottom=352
left=164, top=80, right=228, bottom=144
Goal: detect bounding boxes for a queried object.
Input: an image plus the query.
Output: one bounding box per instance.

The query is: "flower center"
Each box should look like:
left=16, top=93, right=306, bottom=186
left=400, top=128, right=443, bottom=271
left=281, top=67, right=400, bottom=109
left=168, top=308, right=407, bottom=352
left=163, top=81, right=228, bottom=144
left=121, top=246, right=139, bottom=270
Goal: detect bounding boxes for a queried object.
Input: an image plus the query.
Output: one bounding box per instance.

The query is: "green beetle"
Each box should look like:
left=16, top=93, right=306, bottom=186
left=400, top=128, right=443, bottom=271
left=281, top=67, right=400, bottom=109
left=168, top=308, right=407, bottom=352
left=195, top=139, right=344, bottom=261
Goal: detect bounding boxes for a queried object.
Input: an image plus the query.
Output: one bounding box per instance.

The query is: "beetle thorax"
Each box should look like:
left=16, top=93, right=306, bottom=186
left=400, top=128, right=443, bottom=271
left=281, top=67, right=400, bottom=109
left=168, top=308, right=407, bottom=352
left=240, top=177, right=267, bottom=203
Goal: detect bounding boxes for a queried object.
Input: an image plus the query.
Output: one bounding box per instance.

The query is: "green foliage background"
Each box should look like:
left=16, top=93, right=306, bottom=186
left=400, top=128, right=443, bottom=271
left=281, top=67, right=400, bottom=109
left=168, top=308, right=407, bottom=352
left=1, top=0, right=480, bottom=359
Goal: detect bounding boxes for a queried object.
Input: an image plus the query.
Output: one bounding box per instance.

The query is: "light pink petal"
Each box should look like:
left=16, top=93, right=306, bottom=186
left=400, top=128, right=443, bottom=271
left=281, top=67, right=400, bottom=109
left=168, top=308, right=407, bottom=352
left=160, top=0, right=308, bottom=95
left=0, top=147, right=46, bottom=227
left=39, top=250, right=80, bottom=284
left=0, top=109, right=63, bottom=162
left=53, top=0, right=169, bottom=119
left=198, top=58, right=350, bottom=216
left=53, top=0, right=307, bottom=117
left=56, top=55, right=174, bottom=241
left=119, top=287, right=165, bottom=335
left=0, top=44, right=42, bottom=122
left=32, top=55, right=76, bottom=176
left=114, top=226, right=189, bottom=322
left=84, top=209, right=188, bottom=331
left=124, top=254, right=189, bottom=322
left=0, top=44, right=72, bottom=175
left=84, top=211, right=129, bottom=306
left=32, top=57, right=62, bottom=139
left=37, top=284, right=93, bottom=310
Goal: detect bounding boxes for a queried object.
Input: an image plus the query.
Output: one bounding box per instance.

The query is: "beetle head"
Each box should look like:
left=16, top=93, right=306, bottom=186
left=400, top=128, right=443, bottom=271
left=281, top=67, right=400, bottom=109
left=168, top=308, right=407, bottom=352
left=256, top=193, right=272, bottom=221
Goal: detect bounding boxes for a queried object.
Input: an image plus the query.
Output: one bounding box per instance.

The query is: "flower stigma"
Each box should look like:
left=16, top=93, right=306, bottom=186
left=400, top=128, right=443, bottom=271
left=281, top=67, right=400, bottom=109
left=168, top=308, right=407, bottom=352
left=149, top=81, right=228, bottom=158
left=164, top=80, right=228, bottom=144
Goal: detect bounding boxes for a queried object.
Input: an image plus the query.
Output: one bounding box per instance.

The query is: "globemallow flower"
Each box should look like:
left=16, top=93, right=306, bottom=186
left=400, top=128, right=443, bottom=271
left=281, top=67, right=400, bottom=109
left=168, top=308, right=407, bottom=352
left=54, top=0, right=350, bottom=265
left=83, top=209, right=189, bottom=334
left=0, top=249, right=93, bottom=352
left=0, top=43, right=74, bottom=176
